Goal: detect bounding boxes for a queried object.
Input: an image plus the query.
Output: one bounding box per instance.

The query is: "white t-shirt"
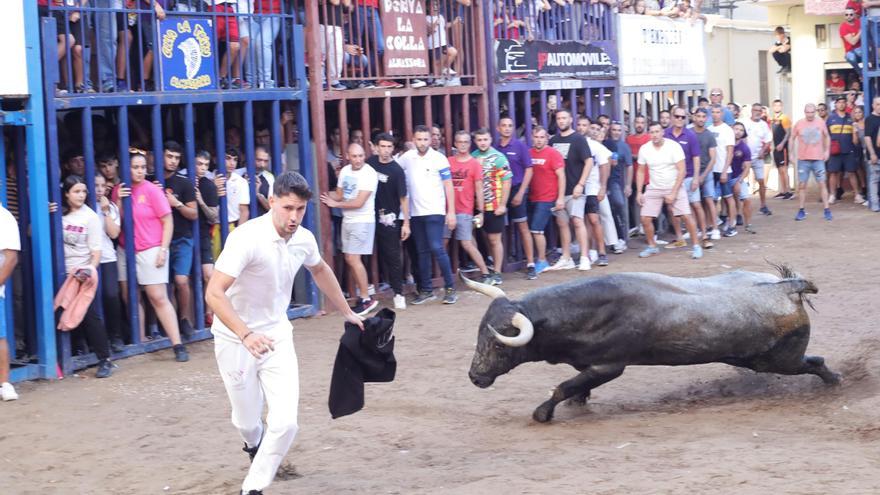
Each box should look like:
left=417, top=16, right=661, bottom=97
left=426, top=14, right=447, bottom=49
left=707, top=122, right=735, bottom=173
left=337, top=164, right=378, bottom=224
left=745, top=118, right=773, bottom=162
left=585, top=137, right=611, bottom=196
left=637, top=139, right=685, bottom=190
left=96, top=202, right=120, bottom=263
left=212, top=213, right=322, bottom=344
left=226, top=173, right=251, bottom=223
left=0, top=206, right=20, bottom=298
left=399, top=148, right=452, bottom=217
left=62, top=206, right=103, bottom=274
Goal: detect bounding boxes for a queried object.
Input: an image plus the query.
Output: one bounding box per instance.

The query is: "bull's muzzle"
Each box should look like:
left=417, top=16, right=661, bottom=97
left=469, top=371, right=495, bottom=388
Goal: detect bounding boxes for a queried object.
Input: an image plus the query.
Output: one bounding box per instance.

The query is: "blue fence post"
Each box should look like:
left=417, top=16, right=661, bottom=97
left=117, top=105, right=141, bottom=346
left=0, top=135, right=10, bottom=352
left=295, top=100, right=319, bottom=310
left=244, top=101, right=257, bottom=219
left=213, top=102, right=230, bottom=244
left=183, top=102, right=205, bottom=331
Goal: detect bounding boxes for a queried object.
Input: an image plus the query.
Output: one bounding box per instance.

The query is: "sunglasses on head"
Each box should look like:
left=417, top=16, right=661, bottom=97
left=128, top=147, right=146, bottom=155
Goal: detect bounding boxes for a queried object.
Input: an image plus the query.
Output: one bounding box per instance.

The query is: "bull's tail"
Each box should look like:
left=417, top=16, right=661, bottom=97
left=765, top=261, right=818, bottom=310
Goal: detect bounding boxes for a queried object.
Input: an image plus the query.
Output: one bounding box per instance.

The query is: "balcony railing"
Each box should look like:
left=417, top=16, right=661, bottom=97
left=491, top=0, right=616, bottom=43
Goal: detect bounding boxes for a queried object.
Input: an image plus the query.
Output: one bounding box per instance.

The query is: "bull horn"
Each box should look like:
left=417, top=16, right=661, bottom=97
left=460, top=271, right=507, bottom=299
left=489, top=312, right=534, bottom=347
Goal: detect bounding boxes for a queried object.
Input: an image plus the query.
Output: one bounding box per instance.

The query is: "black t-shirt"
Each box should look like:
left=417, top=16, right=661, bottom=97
left=319, top=1, right=344, bottom=26
left=165, top=173, right=197, bottom=239
left=367, top=156, right=407, bottom=217
left=256, top=171, right=272, bottom=216
left=549, top=132, right=592, bottom=196
left=865, top=114, right=880, bottom=152
left=197, top=176, right=218, bottom=240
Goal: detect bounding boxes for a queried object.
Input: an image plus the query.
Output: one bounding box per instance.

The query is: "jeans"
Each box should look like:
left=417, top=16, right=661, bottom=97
left=869, top=162, right=880, bottom=211
left=319, top=24, right=343, bottom=84
left=92, top=0, right=122, bottom=89
left=252, top=16, right=281, bottom=88
left=375, top=221, right=404, bottom=295
left=410, top=215, right=454, bottom=291
left=100, top=261, right=128, bottom=343
left=607, top=182, right=629, bottom=241
left=60, top=300, right=110, bottom=361
left=845, top=49, right=862, bottom=71
left=354, top=6, right=383, bottom=78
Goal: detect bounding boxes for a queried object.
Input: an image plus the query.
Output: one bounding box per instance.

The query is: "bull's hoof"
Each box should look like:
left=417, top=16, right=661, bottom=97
left=532, top=402, right=556, bottom=423
left=822, top=372, right=842, bottom=386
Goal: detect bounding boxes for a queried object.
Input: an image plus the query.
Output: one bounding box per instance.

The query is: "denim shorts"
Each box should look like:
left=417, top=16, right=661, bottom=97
left=528, top=201, right=555, bottom=234
left=443, top=213, right=474, bottom=241
left=700, top=173, right=716, bottom=200
left=729, top=177, right=751, bottom=200
left=751, top=161, right=765, bottom=181
left=798, top=160, right=827, bottom=183
left=507, top=183, right=529, bottom=223
left=715, top=172, right=734, bottom=198
left=683, top=177, right=701, bottom=203
left=0, top=294, right=6, bottom=340
left=170, top=236, right=194, bottom=277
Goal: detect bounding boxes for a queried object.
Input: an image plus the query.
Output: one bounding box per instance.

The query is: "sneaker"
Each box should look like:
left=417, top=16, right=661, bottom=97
left=367, top=284, right=376, bottom=296
left=116, top=78, right=128, bottom=92
left=784, top=192, right=794, bottom=200
left=410, top=79, right=427, bottom=88
left=691, top=245, right=703, bottom=259
left=1, top=382, right=19, bottom=401
left=824, top=208, right=833, bottom=221
left=460, top=262, right=479, bottom=273
left=628, top=226, right=639, bottom=238
left=95, top=359, right=114, bottom=379
left=745, top=224, right=757, bottom=234
left=393, top=294, right=406, bottom=310
left=639, top=246, right=660, bottom=258
left=243, top=442, right=260, bottom=463
left=547, top=257, right=575, bottom=271
left=760, top=206, right=772, bottom=215
left=445, top=77, right=462, bottom=87
left=491, top=272, right=503, bottom=286
left=110, top=338, right=125, bottom=353
left=596, top=255, right=609, bottom=267
left=329, top=82, right=347, bottom=90
left=356, top=81, right=376, bottom=89
left=478, top=273, right=495, bottom=285
left=773, top=192, right=786, bottom=199
left=828, top=196, right=837, bottom=205
left=578, top=258, right=591, bottom=271
left=612, top=239, right=627, bottom=254
left=723, top=226, right=738, bottom=237
left=180, top=318, right=194, bottom=339
left=709, top=229, right=721, bottom=241
left=534, top=260, right=550, bottom=274
left=654, top=237, right=669, bottom=246
left=526, top=265, right=537, bottom=280
left=242, top=490, right=263, bottom=495
left=173, top=344, right=189, bottom=363
left=702, top=238, right=714, bottom=249
left=443, top=288, right=458, bottom=304
left=664, top=239, right=687, bottom=249
left=377, top=80, right=403, bottom=88
left=736, top=214, right=744, bottom=226
left=411, top=291, right=437, bottom=305
left=795, top=208, right=806, bottom=221
left=353, top=298, right=379, bottom=316
left=431, top=78, right=447, bottom=87
left=588, top=249, right=599, bottom=263
left=719, top=215, right=728, bottom=226
left=854, top=194, right=866, bottom=204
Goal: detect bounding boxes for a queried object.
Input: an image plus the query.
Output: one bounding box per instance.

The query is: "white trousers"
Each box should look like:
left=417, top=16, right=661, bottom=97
left=598, top=197, right=618, bottom=245
left=319, top=24, right=344, bottom=84
left=215, top=336, right=300, bottom=492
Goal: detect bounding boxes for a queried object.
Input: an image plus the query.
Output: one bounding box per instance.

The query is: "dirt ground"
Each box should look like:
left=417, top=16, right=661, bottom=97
left=3, top=189, right=880, bottom=495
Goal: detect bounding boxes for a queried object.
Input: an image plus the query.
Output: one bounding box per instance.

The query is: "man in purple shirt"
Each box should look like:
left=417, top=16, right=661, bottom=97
left=663, top=108, right=703, bottom=248
left=496, top=116, right=536, bottom=279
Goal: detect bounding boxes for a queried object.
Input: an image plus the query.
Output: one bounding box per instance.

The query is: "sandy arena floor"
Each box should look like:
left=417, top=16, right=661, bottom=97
left=3, top=189, right=880, bottom=495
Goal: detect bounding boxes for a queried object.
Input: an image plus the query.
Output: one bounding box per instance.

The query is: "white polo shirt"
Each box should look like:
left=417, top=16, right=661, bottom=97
left=0, top=206, right=20, bottom=298
left=398, top=148, right=451, bottom=217
left=212, top=213, right=322, bottom=344
left=585, top=137, right=611, bottom=196
left=745, top=118, right=773, bottom=162
left=226, top=173, right=251, bottom=223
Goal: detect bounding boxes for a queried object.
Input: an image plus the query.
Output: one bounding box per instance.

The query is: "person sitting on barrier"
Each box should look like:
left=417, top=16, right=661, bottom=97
left=60, top=175, right=115, bottom=378
left=204, top=0, right=242, bottom=89
left=39, top=0, right=90, bottom=93
left=115, top=0, right=167, bottom=91
left=94, top=174, right=128, bottom=353
left=0, top=204, right=20, bottom=400
left=427, top=0, right=460, bottom=87
left=113, top=151, right=189, bottom=362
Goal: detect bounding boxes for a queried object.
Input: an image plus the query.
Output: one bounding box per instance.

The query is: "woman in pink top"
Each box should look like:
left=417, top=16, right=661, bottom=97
left=113, top=151, right=188, bottom=362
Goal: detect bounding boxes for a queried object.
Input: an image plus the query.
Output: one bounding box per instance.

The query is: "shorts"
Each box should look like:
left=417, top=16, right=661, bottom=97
left=699, top=172, right=716, bottom=200
left=752, top=161, right=765, bottom=181
left=641, top=186, right=691, bottom=218
left=210, top=5, right=240, bottom=43
left=554, top=195, right=586, bottom=221
left=482, top=211, right=506, bottom=234
left=443, top=214, right=474, bottom=241
left=730, top=177, right=751, bottom=201
left=237, top=15, right=252, bottom=39
left=200, top=233, right=215, bottom=265
left=798, top=160, right=827, bottom=183
left=507, top=184, right=528, bottom=223
left=772, top=147, right=787, bottom=166
left=714, top=172, right=734, bottom=198
left=42, top=7, right=84, bottom=45
left=827, top=153, right=858, bottom=173
left=169, top=236, right=194, bottom=277
left=683, top=177, right=701, bottom=203
left=528, top=201, right=555, bottom=234
left=342, top=222, right=376, bottom=255
left=0, top=294, right=6, bottom=340
left=117, top=246, right=170, bottom=286
left=584, top=195, right=600, bottom=215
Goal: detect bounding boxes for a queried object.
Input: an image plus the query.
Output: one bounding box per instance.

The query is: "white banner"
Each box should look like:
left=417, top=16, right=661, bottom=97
left=617, top=14, right=705, bottom=88
left=0, top=2, right=29, bottom=96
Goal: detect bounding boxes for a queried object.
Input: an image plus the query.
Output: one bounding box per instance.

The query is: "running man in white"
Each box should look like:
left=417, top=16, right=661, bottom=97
left=206, top=171, right=363, bottom=495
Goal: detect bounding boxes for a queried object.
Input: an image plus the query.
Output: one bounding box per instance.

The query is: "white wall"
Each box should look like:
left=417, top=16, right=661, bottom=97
left=705, top=19, right=779, bottom=107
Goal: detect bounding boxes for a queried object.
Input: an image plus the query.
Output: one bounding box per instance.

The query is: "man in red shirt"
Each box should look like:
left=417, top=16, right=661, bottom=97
left=527, top=126, right=566, bottom=275
left=840, top=7, right=862, bottom=70
left=626, top=115, right=651, bottom=227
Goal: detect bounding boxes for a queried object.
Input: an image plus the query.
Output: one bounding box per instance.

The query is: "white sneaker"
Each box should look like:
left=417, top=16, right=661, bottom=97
left=547, top=257, right=575, bottom=271
left=569, top=242, right=581, bottom=254
left=410, top=79, right=427, bottom=88
left=682, top=232, right=691, bottom=240
left=367, top=284, right=375, bottom=296
left=578, top=258, right=592, bottom=271
left=393, top=294, right=406, bottom=310
left=709, top=229, right=721, bottom=241
left=1, top=382, right=18, bottom=401
left=654, top=236, right=669, bottom=246
left=588, top=249, right=598, bottom=263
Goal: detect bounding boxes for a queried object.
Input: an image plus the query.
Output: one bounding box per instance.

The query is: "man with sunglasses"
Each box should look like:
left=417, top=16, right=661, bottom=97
left=840, top=8, right=862, bottom=70
left=744, top=103, right=774, bottom=215
left=709, top=88, right=736, bottom=126
left=665, top=109, right=706, bottom=248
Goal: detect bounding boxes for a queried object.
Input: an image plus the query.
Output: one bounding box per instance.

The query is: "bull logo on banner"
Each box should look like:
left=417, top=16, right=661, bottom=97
left=159, top=18, right=217, bottom=91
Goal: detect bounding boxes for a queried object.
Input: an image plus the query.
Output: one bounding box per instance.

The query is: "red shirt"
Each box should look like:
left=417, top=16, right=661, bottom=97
left=626, top=133, right=652, bottom=184
left=356, top=0, right=379, bottom=7
left=840, top=18, right=861, bottom=53
left=528, top=146, right=564, bottom=202
left=827, top=78, right=846, bottom=92
left=448, top=156, right=483, bottom=214
left=256, top=0, right=283, bottom=14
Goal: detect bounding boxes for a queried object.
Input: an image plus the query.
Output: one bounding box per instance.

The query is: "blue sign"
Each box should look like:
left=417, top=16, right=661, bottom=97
left=159, top=18, right=217, bottom=91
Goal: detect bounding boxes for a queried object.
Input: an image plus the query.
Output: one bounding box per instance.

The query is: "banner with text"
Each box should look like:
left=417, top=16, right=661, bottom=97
left=381, top=0, right=429, bottom=76
left=495, top=39, right=617, bottom=81
left=616, top=14, right=705, bottom=88
left=159, top=18, right=217, bottom=91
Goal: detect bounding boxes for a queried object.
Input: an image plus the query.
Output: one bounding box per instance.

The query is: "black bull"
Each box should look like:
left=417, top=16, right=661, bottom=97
left=463, top=266, right=841, bottom=423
